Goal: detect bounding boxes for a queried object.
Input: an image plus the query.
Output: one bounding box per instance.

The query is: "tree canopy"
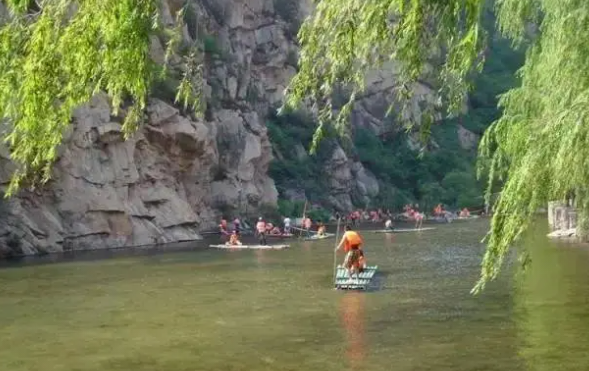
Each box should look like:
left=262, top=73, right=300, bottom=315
left=283, top=0, right=588, bottom=292
left=0, top=0, right=202, bottom=196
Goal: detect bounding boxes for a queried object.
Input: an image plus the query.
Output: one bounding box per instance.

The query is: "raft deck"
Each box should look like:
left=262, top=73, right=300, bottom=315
left=267, top=233, right=294, bottom=238
left=335, top=265, right=378, bottom=290
left=303, top=233, right=335, bottom=241
left=210, top=244, right=289, bottom=250
left=455, top=215, right=480, bottom=220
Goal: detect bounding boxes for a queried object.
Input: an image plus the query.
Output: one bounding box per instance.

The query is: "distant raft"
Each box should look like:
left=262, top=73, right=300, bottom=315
left=455, top=215, right=480, bottom=221
left=302, top=233, right=335, bottom=241
left=372, top=227, right=436, bottom=233
left=210, top=244, right=289, bottom=250
left=267, top=233, right=295, bottom=239
left=335, top=265, right=378, bottom=290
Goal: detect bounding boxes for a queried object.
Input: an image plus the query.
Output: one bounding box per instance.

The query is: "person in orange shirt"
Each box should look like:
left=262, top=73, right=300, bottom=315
left=316, top=221, right=326, bottom=236
left=226, top=230, right=242, bottom=246
left=335, top=225, right=365, bottom=277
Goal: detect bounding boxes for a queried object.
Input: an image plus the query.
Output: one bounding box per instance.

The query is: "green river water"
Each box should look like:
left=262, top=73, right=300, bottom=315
left=2, top=219, right=589, bottom=371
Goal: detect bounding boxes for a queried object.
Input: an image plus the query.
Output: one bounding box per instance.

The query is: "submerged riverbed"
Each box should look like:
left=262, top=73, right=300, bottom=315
left=2, top=219, right=589, bottom=371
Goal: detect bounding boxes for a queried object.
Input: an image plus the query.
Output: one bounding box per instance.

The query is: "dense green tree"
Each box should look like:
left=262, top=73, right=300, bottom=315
left=282, top=0, right=588, bottom=292
left=0, top=0, right=202, bottom=196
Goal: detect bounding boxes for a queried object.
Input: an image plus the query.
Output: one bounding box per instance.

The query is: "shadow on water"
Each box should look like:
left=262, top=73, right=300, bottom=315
left=0, top=240, right=211, bottom=269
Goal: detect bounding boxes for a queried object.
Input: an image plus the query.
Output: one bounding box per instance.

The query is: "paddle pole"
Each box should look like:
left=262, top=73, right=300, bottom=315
left=333, top=216, right=341, bottom=285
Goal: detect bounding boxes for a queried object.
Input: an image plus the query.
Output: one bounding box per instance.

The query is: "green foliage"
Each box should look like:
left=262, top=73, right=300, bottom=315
left=281, top=0, right=547, bottom=291
left=281, top=0, right=486, bottom=147
left=307, top=208, right=331, bottom=223
left=277, top=200, right=306, bottom=218
left=353, top=127, right=484, bottom=212
left=475, top=0, right=589, bottom=292
left=203, top=34, right=221, bottom=56
left=0, top=0, right=203, bottom=196
left=267, top=108, right=336, bottom=204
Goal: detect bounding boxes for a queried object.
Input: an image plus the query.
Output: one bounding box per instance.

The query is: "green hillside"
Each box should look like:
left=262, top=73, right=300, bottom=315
left=267, top=9, right=524, bottom=214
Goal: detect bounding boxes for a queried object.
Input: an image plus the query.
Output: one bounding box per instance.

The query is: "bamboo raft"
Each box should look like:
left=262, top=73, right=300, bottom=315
left=455, top=215, right=480, bottom=221
left=335, top=265, right=378, bottom=290
left=209, top=244, right=289, bottom=250
left=267, top=233, right=295, bottom=239
left=303, top=233, right=335, bottom=241
left=372, top=227, right=436, bottom=233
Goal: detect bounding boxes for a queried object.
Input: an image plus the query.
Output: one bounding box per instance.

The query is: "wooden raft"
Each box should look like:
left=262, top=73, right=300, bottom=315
left=335, top=265, right=378, bottom=290
left=210, top=244, right=289, bottom=250
left=303, top=233, right=335, bottom=241
left=372, top=227, right=436, bottom=234
left=455, top=215, right=480, bottom=221
left=267, top=233, right=295, bottom=239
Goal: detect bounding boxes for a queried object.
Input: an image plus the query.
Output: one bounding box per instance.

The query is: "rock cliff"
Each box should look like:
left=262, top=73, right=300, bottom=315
left=0, top=0, right=460, bottom=256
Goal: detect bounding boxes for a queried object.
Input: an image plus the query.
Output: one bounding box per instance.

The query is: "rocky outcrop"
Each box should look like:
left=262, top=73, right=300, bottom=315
left=547, top=201, right=577, bottom=239
left=457, top=125, right=479, bottom=150
left=324, top=146, right=353, bottom=211
left=0, top=92, right=277, bottom=256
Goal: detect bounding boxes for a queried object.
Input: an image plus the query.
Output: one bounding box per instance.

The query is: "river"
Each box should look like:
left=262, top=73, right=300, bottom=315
left=2, top=218, right=589, bottom=371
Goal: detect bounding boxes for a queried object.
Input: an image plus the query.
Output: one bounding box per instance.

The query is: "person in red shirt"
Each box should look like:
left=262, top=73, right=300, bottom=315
left=335, top=226, right=366, bottom=277
left=219, top=218, right=228, bottom=234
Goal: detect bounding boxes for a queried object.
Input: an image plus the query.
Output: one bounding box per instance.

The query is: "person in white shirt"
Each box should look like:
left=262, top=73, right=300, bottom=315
left=283, top=217, right=291, bottom=234
left=385, top=219, right=393, bottom=230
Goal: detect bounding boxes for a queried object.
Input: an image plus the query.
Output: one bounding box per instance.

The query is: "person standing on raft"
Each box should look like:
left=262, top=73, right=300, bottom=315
left=219, top=218, right=228, bottom=234
left=335, top=226, right=366, bottom=278
left=256, top=217, right=267, bottom=245
left=303, top=216, right=312, bottom=237
left=283, top=216, right=292, bottom=234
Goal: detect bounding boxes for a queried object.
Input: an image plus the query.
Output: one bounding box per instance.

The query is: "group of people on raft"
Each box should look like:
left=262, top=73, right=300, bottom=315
left=219, top=203, right=475, bottom=248
left=221, top=215, right=329, bottom=246
left=224, top=217, right=367, bottom=278
left=433, top=203, right=472, bottom=218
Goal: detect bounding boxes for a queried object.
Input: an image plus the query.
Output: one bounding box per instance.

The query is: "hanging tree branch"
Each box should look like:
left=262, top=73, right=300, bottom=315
left=283, top=0, right=589, bottom=292
left=0, top=0, right=203, bottom=196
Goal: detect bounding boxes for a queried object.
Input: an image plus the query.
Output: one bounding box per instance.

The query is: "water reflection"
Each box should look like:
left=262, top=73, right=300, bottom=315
left=254, top=249, right=268, bottom=265
left=516, top=227, right=589, bottom=371
left=339, top=292, right=366, bottom=370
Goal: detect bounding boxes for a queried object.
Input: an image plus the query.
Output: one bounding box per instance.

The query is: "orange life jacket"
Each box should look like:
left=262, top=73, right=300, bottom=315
left=343, top=231, right=362, bottom=252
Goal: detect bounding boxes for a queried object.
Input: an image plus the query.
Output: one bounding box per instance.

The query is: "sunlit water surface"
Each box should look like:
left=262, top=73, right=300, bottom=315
left=2, top=219, right=589, bottom=371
